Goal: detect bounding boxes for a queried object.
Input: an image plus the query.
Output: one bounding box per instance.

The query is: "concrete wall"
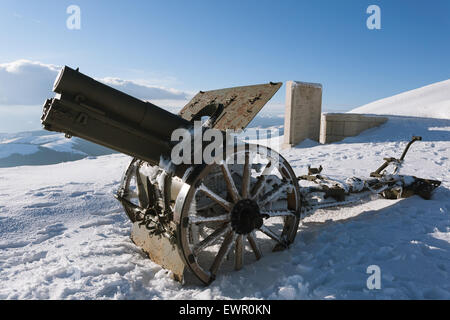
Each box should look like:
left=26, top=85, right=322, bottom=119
left=283, top=80, right=322, bottom=148
left=320, top=113, right=388, bottom=144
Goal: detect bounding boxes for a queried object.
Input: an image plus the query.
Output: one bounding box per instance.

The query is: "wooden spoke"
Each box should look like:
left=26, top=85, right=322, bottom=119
left=221, top=163, right=241, bottom=203
left=235, top=235, right=244, bottom=270
left=117, top=196, right=145, bottom=214
left=261, top=161, right=274, bottom=175
left=246, top=232, right=262, bottom=260
left=250, top=175, right=266, bottom=200
left=189, top=214, right=231, bottom=224
left=195, top=200, right=217, bottom=211
left=260, top=209, right=296, bottom=218
left=242, top=153, right=251, bottom=198
left=259, top=184, right=291, bottom=208
left=210, top=231, right=236, bottom=276
left=197, top=183, right=232, bottom=211
left=193, top=225, right=230, bottom=255
left=259, top=225, right=286, bottom=247
left=250, top=161, right=272, bottom=200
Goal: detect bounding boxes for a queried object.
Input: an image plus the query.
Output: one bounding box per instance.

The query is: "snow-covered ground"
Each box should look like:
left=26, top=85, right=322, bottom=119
left=0, top=80, right=449, bottom=299
left=0, top=115, right=449, bottom=299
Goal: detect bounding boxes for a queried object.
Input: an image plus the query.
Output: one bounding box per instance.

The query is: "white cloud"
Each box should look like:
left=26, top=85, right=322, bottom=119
left=0, top=60, right=190, bottom=106
left=99, top=77, right=190, bottom=100
left=0, top=60, right=60, bottom=105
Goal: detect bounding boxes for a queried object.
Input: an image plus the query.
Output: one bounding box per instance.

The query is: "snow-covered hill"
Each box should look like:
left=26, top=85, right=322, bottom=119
left=0, top=131, right=116, bottom=168
left=350, top=79, right=450, bottom=119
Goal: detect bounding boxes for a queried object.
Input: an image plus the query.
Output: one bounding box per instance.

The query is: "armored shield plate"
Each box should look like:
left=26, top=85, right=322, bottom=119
left=178, top=82, right=282, bottom=131
left=131, top=222, right=185, bottom=282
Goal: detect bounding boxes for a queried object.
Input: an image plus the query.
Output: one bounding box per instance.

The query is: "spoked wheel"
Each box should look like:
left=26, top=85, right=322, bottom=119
left=175, top=144, right=301, bottom=284
left=116, top=158, right=168, bottom=224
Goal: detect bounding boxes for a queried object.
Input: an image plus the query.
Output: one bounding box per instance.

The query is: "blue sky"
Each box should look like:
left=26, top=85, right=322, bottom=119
left=0, top=0, right=449, bottom=132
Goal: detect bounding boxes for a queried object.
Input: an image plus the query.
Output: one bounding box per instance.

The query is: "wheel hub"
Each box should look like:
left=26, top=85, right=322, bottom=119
left=230, top=199, right=263, bottom=235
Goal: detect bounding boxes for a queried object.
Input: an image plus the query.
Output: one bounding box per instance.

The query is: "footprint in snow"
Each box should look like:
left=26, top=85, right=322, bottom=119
left=33, top=223, right=68, bottom=244
left=70, top=191, right=88, bottom=198
left=79, top=218, right=116, bottom=229
left=0, top=240, right=30, bottom=250
left=24, top=202, right=58, bottom=209
left=68, top=182, right=93, bottom=186
left=26, top=188, right=63, bottom=196
left=105, top=181, right=120, bottom=187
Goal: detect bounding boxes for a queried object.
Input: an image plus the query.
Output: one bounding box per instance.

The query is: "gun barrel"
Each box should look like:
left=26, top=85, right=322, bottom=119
left=53, top=66, right=190, bottom=138
left=42, top=66, right=192, bottom=167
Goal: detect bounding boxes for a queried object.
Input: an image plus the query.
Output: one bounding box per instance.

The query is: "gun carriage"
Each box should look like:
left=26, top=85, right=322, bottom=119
left=41, top=66, right=440, bottom=284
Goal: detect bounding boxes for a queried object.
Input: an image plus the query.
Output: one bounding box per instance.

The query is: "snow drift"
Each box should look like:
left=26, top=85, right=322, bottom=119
left=350, top=79, right=450, bottom=119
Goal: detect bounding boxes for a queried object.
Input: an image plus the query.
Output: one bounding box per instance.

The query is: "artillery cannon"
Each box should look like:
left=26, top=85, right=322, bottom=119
left=41, top=66, right=440, bottom=285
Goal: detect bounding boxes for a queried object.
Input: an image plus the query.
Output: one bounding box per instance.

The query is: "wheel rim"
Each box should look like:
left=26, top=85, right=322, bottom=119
left=117, top=158, right=146, bottom=222
left=176, top=144, right=301, bottom=284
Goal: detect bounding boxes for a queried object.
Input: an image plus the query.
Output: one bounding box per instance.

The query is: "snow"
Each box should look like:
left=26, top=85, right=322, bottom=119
left=0, top=132, right=84, bottom=157
left=0, top=131, right=115, bottom=167
left=41, top=140, right=85, bottom=155
left=0, top=82, right=449, bottom=300
left=350, top=79, right=450, bottom=119
left=0, top=144, right=39, bottom=158
left=291, top=80, right=323, bottom=89
left=0, top=114, right=448, bottom=299
left=0, top=132, right=76, bottom=159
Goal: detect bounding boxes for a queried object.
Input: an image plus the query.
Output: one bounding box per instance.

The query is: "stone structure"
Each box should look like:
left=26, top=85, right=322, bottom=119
left=282, top=80, right=322, bottom=148
left=319, top=113, right=388, bottom=144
